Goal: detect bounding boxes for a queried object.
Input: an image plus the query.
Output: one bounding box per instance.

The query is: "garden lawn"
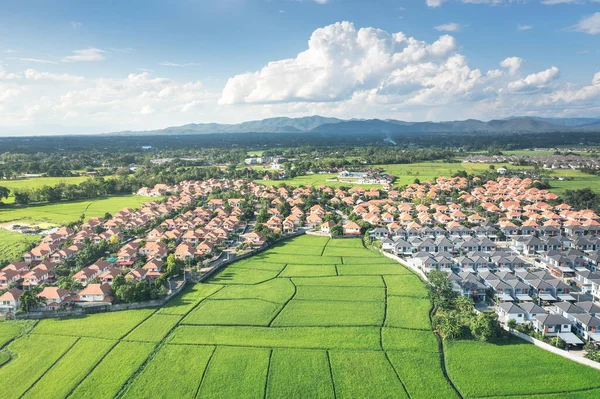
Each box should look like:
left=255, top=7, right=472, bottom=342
left=329, top=350, right=409, bottom=399
left=69, top=341, right=155, bottom=399
left=23, top=337, right=115, bottom=399
left=0, top=334, right=78, bottom=399
left=385, top=296, right=432, bottom=330
left=198, top=346, right=270, bottom=399
left=182, top=298, right=281, bottom=326
left=32, top=309, right=155, bottom=339
left=124, top=314, right=182, bottom=342
left=266, top=348, right=335, bottom=399
left=445, top=338, right=600, bottom=398
left=271, top=300, right=383, bottom=327
left=123, top=344, right=214, bottom=398
left=168, top=325, right=382, bottom=350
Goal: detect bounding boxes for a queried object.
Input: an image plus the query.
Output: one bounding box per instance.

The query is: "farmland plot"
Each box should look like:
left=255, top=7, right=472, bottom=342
left=6, top=235, right=600, bottom=399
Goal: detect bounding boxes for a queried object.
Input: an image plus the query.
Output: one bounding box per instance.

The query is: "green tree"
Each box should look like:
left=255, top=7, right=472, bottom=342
left=470, top=312, right=502, bottom=342
left=0, top=186, right=10, bottom=202
left=165, top=254, right=183, bottom=277
left=19, top=290, right=45, bottom=312
left=427, top=270, right=457, bottom=309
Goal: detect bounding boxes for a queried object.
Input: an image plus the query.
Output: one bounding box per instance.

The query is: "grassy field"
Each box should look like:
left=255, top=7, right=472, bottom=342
left=0, top=176, right=89, bottom=204
left=2, top=235, right=600, bottom=398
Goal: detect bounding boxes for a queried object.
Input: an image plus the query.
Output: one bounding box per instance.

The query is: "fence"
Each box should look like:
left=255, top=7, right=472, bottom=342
left=13, top=277, right=187, bottom=320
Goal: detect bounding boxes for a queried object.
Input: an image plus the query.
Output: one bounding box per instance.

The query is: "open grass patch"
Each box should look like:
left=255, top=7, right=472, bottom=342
left=271, top=300, right=383, bottom=327
left=386, top=350, right=458, bottom=399
left=292, top=275, right=384, bottom=287
left=0, top=229, right=40, bottom=265
left=32, top=309, right=155, bottom=339
left=198, top=346, right=270, bottom=399
left=445, top=337, right=600, bottom=398
left=210, top=278, right=295, bottom=303
left=267, top=348, right=334, bottom=399
left=23, top=337, right=115, bottom=399
left=385, top=296, right=432, bottom=330
left=69, top=341, right=155, bottom=399
left=280, top=264, right=338, bottom=277
left=381, top=327, right=439, bottom=352
left=338, top=264, right=411, bottom=275
left=210, top=266, right=282, bottom=285
left=124, top=314, right=181, bottom=342
left=0, top=334, right=78, bottom=398
left=329, top=350, right=409, bottom=399
left=158, top=283, right=223, bottom=315
left=385, top=275, right=428, bottom=298
left=168, top=325, right=381, bottom=350
left=182, top=298, right=281, bottom=326
left=123, top=344, right=214, bottom=398
left=295, top=285, right=385, bottom=302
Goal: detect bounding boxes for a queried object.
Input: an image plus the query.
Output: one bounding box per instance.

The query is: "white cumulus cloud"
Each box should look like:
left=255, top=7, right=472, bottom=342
left=507, top=66, right=560, bottom=92
left=572, top=12, right=600, bottom=35
left=500, top=57, right=523, bottom=75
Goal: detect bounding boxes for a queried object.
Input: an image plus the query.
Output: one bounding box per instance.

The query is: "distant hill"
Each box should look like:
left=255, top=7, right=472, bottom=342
left=106, top=115, right=600, bottom=136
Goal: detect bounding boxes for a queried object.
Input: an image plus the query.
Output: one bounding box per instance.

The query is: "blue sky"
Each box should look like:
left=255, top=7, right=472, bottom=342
left=0, top=0, right=599, bottom=135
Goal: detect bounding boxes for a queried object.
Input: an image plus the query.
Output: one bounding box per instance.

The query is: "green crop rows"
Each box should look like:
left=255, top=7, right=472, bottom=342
left=2, top=235, right=600, bottom=398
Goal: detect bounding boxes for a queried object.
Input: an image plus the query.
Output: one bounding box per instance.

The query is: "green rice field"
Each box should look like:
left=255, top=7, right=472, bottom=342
left=0, top=176, right=89, bottom=204
left=0, top=229, right=40, bottom=264
left=1, top=235, right=599, bottom=398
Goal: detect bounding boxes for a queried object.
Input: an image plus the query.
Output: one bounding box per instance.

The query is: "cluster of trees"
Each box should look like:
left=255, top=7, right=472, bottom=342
left=563, top=188, right=600, bottom=214
left=429, top=270, right=503, bottom=342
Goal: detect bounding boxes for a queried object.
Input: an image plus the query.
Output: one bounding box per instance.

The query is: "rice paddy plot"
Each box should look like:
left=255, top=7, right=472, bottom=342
left=69, top=341, right=155, bottom=399
left=329, top=350, right=409, bottom=399
left=210, top=278, right=295, bottom=303
left=444, top=338, right=600, bottom=398
left=124, top=314, right=182, bottom=342
left=31, top=309, right=156, bottom=340
left=158, top=283, right=223, bottom=315
left=279, top=264, right=338, bottom=277
left=168, top=325, right=382, bottom=350
left=326, top=239, right=367, bottom=248
left=255, top=253, right=342, bottom=265
left=198, top=346, right=270, bottom=399
left=23, top=337, right=115, bottom=399
left=0, top=334, right=78, bottom=399
left=269, top=245, right=326, bottom=256
left=182, top=298, right=282, bottom=326
left=123, top=344, right=214, bottom=399
left=337, top=264, right=411, bottom=276
left=227, top=258, right=287, bottom=271
left=271, top=300, right=384, bottom=327
left=386, top=350, right=458, bottom=399
left=266, top=348, right=335, bottom=399
left=385, top=275, right=429, bottom=298
left=294, top=285, right=385, bottom=302
left=385, top=296, right=432, bottom=330
left=0, top=321, right=25, bottom=347
left=0, top=229, right=40, bottom=265
left=323, top=246, right=374, bottom=257
left=209, top=267, right=282, bottom=285
left=340, top=256, right=398, bottom=265
left=381, top=328, right=440, bottom=352
left=292, top=275, right=385, bottom=287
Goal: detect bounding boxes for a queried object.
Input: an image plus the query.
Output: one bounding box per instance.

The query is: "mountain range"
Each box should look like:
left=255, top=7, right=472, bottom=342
left=109, top=115, right=600, bottom=136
